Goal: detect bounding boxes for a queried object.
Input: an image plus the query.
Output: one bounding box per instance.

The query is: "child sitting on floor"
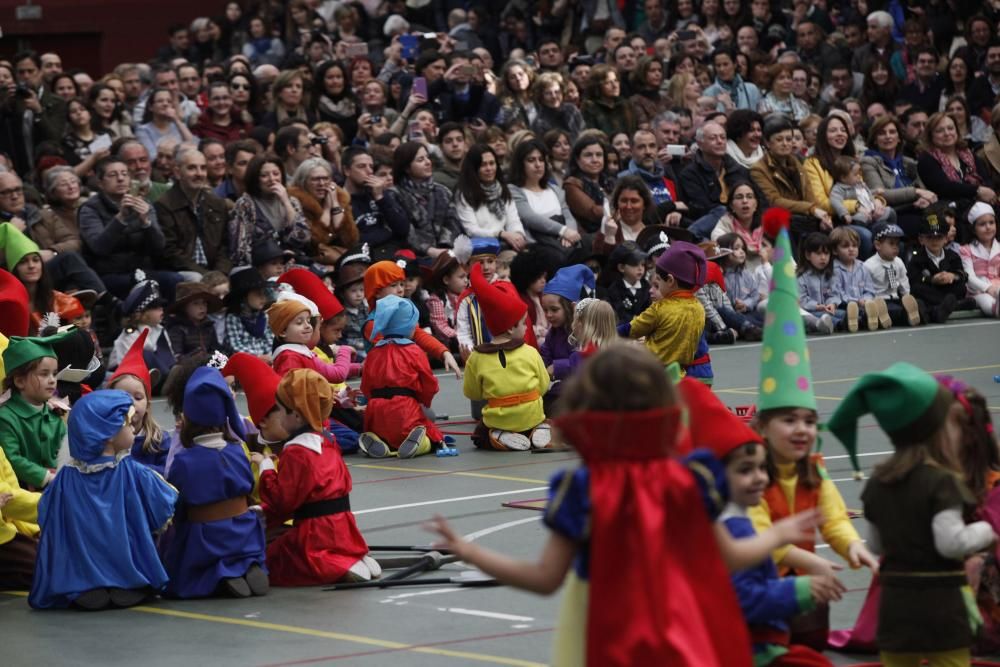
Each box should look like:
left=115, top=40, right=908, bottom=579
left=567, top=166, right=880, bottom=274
left=223, top=267, right=274, bottom=361
left=166, top=282, right=224, bottom=361
left=334, top=247, right=370, bottom=359
left=960, top=202, right=1000, bottom=318
left=540, top=264, right=595, bottom=411
left=29, top=389, right=177, bottom=610
left=108, top=330, right=171, bottom=476
left=907, top=208, right=970, bottom=323
left=716, top=233, right=763, bottom=323
left=796, top=233, right=843, bottom=333
left=863, top=223, right=922, bottom=327
left=269, top=297, right=359, bottom=384
left=602, top=242, right=650, bottom=325
left=830, top=226, right=890, bottom=332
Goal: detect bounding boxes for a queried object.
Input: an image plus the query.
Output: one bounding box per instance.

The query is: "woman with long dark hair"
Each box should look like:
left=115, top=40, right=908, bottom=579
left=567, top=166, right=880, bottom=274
left=454, top=144, right=526, bottom=250
left=228, top=71, right=260, bottom=126
left=228, top=154, right=310, bottom=266
left=87, top=83, right=132, bottom=139
left=563, top=135, right=615, bottom=235
left=860, top=59, right=900, bottom=111
left=508, top=138, right=581, bottom=253
left=393, top=141, right=462, bottom=258
left=260, top=70, right=314, bottom=132
left=312, top=61, right=358, bottom=142
left=62, top=98, right=110, bottom=179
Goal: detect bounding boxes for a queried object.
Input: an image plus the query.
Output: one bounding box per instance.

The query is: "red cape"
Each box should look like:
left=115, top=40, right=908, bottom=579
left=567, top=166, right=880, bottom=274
left=552, top=408, right=752, bottom=667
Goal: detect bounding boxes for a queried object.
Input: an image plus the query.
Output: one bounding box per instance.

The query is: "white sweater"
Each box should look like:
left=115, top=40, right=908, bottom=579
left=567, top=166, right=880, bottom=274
left=455, top=194, right=524, bottom=239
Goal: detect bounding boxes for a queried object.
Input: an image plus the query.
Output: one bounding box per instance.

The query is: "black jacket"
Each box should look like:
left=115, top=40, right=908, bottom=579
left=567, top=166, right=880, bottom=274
left=678, top=151, right=754, bottom=220
left=78, top=192, right=165, bottom=275
left=605, top=278, right=651, bottom=325
left=427, top=79, right=500, bottom=125
left=156, top=185, right=232, bottom=275
left=906, top=246, right=968, bottom=303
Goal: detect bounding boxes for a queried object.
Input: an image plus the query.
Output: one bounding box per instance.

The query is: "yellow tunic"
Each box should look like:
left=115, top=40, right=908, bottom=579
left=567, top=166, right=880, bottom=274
left=463, top=344, right=550, bottom=432
left=0, top=446, right=39, bottom=544
left=749, top=460, right=860, bottom=565
left=628, top=293, right=705, bottom=371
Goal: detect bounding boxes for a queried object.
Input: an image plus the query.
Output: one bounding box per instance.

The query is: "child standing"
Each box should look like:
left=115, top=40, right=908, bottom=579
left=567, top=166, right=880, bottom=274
left=463, top=264, right=551, bottom=451
left=960, top=202, right=1000, bottom=317
left=864, top=223, right=922, bottom=326
left=828, top=363, right=996, bottom=667
left=830, top=226, right=891, bottom=332
left=602, top=243, right=650, bottom=325
left=829, top=156, right=895, bottom=229
left=165, top=282, right=224, bottom=361
left=29, top=389, right=177, bottom=609
left=796, top=233, right=844, bottom=332
left=109, top=272, right=173, bottom=392
left=907, top=209, right=969, bottom=323
left=108, top=330, right=170, bottom=475
left=161, top=367, right=268, bottom=599
left=252, top=369, right=379, bottom=584
left=0, top=335, right=66, bottom=489
left=359, top=296, right=443, bottom=459
left=425, top=250, right=468, bottom=351
left=223, top=267, right=275, bottom=360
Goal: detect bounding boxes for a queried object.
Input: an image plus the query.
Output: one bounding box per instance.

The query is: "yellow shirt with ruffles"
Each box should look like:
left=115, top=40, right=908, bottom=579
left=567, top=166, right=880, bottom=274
left=463, top=343, right=550, bottom=432
left=628, top=292, right=705, bottom=372
left=0, top=446, right=39, bottom=545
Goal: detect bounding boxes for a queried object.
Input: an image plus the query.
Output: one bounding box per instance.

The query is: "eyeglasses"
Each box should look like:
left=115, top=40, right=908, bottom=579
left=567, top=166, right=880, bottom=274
left=0, top=187, right=23, bottom=197
left=230, top=83, right=251, bottom=91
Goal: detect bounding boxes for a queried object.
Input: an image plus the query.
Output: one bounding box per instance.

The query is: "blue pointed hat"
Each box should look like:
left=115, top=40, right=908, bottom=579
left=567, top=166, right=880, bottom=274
left=543, top=264, right=596, bottom=302
left=182, top=367, right=247, bottom=441
left=68, top=389, right=135, bottom=462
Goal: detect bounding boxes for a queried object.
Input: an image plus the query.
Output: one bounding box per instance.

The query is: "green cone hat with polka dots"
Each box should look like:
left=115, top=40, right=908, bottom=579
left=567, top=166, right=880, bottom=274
left=758, top=225, right=816, bottom=413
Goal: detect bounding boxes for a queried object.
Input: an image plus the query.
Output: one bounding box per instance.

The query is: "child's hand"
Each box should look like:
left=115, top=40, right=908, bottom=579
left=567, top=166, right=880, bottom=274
left=424, top=514, right=469, bottom=558
left=249, top=453, right=266, bottom=466
left=0, top=492, right=12, bottom=508
left=772, top=508, right=821, bottom=546
left=809, top=574, right=846, bottom=604
left=734, top=299, right=747, bottom=312
left=848, top=540, right=879, bottom=572
left=442, top=351, right=463, bottom=379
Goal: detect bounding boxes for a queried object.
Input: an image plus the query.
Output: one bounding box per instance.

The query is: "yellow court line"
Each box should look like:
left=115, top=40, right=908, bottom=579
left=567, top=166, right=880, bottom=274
left=716, top=363, right=1000, bottom=393
left=1, top=592, right=545, bottom=667
left=351, top=462, right=547, bottom=485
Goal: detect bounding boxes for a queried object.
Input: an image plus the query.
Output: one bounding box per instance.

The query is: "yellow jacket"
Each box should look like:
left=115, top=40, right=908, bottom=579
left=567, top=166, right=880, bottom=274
left=801, top=157, right=835, bottom=215
left=0, top=446, right=39, bottom=545
left=749, top=460, right=860, bottom=565
left=629, top=293, right=705, bottom=371
left=464, top=342, right=550, bottom=432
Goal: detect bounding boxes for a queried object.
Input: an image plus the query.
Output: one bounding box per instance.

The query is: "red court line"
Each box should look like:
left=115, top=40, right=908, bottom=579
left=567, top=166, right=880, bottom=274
left=254, top=627, right=554, bottom=667
left=353, top=457, right=577, bottom=485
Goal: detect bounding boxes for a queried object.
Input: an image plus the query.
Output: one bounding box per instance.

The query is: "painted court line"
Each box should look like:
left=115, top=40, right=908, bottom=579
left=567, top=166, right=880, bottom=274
left=439, top=607, right=535, bottom=623
left=464, top=516, right=542, bottom=542
left=354, top=487, right=548, bottom=515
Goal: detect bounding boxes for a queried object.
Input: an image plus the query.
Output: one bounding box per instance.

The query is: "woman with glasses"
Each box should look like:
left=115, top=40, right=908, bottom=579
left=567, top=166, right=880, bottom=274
left=288, top=158, right=358, bottom=270
left=227, top=72, right=260, bottom=125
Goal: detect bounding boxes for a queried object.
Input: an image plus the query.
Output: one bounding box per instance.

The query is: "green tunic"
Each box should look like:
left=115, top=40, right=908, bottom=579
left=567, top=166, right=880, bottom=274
left=0, top=392, right=66, bottom=488
left=862, top=463, right=979, bottom=653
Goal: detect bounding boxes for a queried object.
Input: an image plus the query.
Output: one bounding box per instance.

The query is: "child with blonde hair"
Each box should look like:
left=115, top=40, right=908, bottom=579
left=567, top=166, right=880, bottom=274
left=108, top=330, right=170, bottom=475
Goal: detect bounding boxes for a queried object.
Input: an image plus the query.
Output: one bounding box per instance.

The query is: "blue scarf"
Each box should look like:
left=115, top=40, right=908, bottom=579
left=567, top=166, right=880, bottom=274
left=865, top=149, right=910, bottom=189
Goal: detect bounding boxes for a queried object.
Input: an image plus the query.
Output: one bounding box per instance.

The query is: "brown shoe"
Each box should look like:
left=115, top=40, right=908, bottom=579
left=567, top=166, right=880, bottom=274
left=863, top=301, right=879, bottom=331
left=901, top=294, right=920, bottom=326
left=846, top=302, right=859, bottom=333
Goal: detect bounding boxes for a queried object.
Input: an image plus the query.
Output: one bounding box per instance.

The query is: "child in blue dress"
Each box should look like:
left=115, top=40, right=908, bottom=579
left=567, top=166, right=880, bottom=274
left=29, top=389, right=177, bottom=610
left=160, top=367, right=268, bottom=599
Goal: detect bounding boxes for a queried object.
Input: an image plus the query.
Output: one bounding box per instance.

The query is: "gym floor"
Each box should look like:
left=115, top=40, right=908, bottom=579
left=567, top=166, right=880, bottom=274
left=4, top=319, right=1000, bottom=666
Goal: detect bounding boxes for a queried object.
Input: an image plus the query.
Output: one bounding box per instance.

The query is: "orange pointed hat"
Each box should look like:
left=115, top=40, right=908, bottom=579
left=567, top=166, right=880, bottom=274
left=278, top=268, right=344, bottom=322
left=220, top=352, right=282, bottom=426
left=469, top=263, right=527, bottom=337
left=109, top=328, right=152, bottom=397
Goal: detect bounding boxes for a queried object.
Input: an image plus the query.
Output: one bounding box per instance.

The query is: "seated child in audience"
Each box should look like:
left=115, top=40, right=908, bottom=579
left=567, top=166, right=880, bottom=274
left=602, top=242, right=650, bottom=325
left=425, top=250, right=468, bottom=351
left=863, top=223, right=922, bottom=327
left=540, top=264, right=595, bottom=410
left=252, top=369, right=380, bottom=584
left=108, top=330, right=171, bottom=476
left=359, top=296, right=443, bottom=459
left=907, top=209, right=969, bottom=323
left=698, top=242, right=763, bottom=344
left=463, top=264, right=551, bottom=451
left=161, top=367, right=267, bottom=599
left=269, top=297, right=359, bottom=384
left=0, top=335, right=66, bottom=489
left=829, top=156, right=895, bottom=226
left=716, top=233, right=763, bottom=324
left=252, top=239, right=292, bottom=282
left=224, top=267, right=274, bottom=360
left=960, top=202, right=1000, bottom=318
left=395, top=250, right=431, bottom=332
left=335, top=258, right=370, bottom=359
left=110, top=272, right=173, bottom=391
left=200, top=270, right=231, bottom=342
left=830, top=226, right=890, bottom=332
left=166, top=282, right=224, bottom=361
left=796, top=233, right=844, bottom=332
left=29, top=390, right=177, bottom=610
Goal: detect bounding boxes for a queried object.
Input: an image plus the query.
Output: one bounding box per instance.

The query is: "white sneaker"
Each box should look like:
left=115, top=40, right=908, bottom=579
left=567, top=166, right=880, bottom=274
left=342, top=559, right=372, bottom=582
left=530, top=424, right=552, bottom=449
left=362, top=555, right=382, bottom=579
left=815, top=314, right=834, bottom=335
left=359, top=432, right=390, bottom=458
left=488, top=429, right=531, bottom=451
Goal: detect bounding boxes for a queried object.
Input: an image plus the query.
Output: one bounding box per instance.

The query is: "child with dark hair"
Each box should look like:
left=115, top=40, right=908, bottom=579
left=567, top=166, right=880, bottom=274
left=716, top=233, right=763, bottom=324
left=166, top=282, right=225, bottom=361
left=223, top=267, right=275, bottom=358
left=697, top=241, right=764, bottom=344
left=906, top=209, right=970, bottom=323
left=334, top=247, right=371, bottom=358
left=603, top=242, right=651, bottom=324
left=829, top=226, right=890, bottom=332
left=829, top=155, right=894, bottom=228
left=424, top=250, right=468, bottom=351
left=110, top=272, right=173, bottom=392
left=510, top=247, right=554, bottom=344
left=796, top=232, right=844, bottom=332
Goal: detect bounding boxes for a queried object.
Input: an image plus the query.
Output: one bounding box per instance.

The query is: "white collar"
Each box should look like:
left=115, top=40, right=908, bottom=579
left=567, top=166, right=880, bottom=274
left=273, top=343, right=314, bottom=358
left=718, top=502, right=748, bottom=522
left=192, top=432, right=228, bottom=450
left=623, top=278, right=642, bottom=290
left=285, top=432, right=323, bottom=454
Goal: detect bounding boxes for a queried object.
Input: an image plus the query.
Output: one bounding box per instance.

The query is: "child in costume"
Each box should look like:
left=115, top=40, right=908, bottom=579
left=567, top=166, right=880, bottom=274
left=540, top=264, right=595, bottom=411
left=359, top=295, right=443, bottom=459
left=0, top=334, right=66, bottom=489
left=681, top=378, right=844, bottom=667
left=269, top=297, right=359, bottom=383
left=463, top=263, right=550, bottom=451
left=251, top=369, right=380, bottom=584
left=547, top=298, right=618, bottom=387
left=960, top=201, right=1000, bottom=318
left=109, top=271, right=173, bottom=392
left=223, top=267, right=275, bottom=359
left=863, top=223, right=922, bottom=327
left=165, top=282, right=224, bottom=361
left=161, top=367, right=268, bottom=599
left=749, top=214, right=878, bottom=650
left=29, top=389, right=177, bottom=610
left=907, top=208, right=970, bottom=323
left=827, top=363, right=996, bottom=667
left=108, top=329, right=171, bottom=476
left=455, top=237, right=500, bottom=361
left=829, top=226, right=890, bottom=332
left=334, top=246, right=371, bottom=358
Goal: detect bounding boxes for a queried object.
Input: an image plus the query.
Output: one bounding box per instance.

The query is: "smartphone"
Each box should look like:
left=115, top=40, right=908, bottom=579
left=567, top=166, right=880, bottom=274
left=666, top=144, right=687, bottom=156
left=412, top=76, right=428, bottom=99
left=677, top=30, right=696, bottom=41
left=345, top=42, right=369, bottom=59
left=460, top=64, right=476, bottom=77
left=129, top=180, right=141, bottom=197
left=407, top=119, right=423, bottom=141
left=399, top=34, right=420, bottom=61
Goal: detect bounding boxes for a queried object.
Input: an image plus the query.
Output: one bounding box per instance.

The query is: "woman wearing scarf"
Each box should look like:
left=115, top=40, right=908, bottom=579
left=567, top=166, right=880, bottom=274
left=563, top=135, right=616, bottom=236
left=861, top=116, right=938, bottom=239
left=917, top=112, right=997, bottom=218
left=392, top=142, right=463, bottom=259
left=455, top=144, right=527, bottom=251
left=724, top=109, right=765, bottom=169
left=312, top=62, right=358, bottom=145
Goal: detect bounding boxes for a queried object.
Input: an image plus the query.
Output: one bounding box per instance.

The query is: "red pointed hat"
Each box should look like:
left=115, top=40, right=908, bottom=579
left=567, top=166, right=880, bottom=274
left=110, top=328, right=152, bottom=397
left=220, top=352, right=281, bottom=426
left=278, top=268, right=344, bottom=321
left=0, top=269, right=30, bottom=337
left=677, top=377, right=762, bottom=460
left=469, top=263, right=527, bottom=337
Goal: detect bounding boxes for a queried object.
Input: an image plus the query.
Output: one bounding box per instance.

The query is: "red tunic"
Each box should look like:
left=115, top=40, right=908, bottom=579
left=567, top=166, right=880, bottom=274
left=360, top=342, right=443, bottom=447
left=258, top=432, right=368, bottom=586
left=271, top=343, right=361, bottom=383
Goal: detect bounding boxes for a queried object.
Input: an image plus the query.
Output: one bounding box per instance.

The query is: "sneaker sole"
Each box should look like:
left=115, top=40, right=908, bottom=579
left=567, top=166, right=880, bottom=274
left=864, top=302, right=879, bottom=331
left=398, top=426, right=427, bottom=459
left=489, top=430, right=531, bottom=451
left=847, top=303, right=859, bottom=333
left=221, top=577, right=252, bottom=598
left=359, top=433, right=390, bottom=458
left=902, top=295, right=920, bottom=326
left=530, top=425, right=552, bottom=449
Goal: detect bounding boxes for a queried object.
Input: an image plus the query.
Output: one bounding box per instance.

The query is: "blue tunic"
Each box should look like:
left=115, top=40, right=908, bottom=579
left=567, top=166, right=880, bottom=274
left=28, top=452, right=177, bottom=609
left=159, top=435, right=266, bottom=598
left=129, top=431, right=171, bottom=476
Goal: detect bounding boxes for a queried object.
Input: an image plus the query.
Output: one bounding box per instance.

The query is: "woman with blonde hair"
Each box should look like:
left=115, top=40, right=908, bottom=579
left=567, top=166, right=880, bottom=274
left=288, top=158, right=358, bottom=270
left=666, top=72, right=701, bottom=118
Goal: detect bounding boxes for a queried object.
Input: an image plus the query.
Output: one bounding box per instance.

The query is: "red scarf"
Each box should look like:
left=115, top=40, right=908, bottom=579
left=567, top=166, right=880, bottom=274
left=929, top=147, right=982, bottom=186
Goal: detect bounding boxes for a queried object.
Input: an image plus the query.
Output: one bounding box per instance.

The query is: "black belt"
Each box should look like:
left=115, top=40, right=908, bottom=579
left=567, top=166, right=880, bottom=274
left=294, top=495, right=351, bottom=521
left=370, top=387, right=417, bottom=399
left=880, top=570, right=966, bottom=588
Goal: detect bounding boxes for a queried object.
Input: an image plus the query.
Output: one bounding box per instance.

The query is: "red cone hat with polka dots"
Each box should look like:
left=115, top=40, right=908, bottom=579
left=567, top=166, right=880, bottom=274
left=758, top=210, right=816, bottom=412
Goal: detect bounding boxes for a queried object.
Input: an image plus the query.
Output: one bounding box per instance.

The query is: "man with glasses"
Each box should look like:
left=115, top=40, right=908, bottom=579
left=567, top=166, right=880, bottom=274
left=901, top=47, right=944, bottom=113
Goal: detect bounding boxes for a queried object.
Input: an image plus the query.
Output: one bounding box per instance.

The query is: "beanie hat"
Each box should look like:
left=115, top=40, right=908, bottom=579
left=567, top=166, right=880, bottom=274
left=0, top=222, right=41, bottom=271
left=276, top=368, right=334, bottom=432
left=68, top=389, right=135, bottom=462
left=655, top=241, right=707, bottom=288
left=109, top=328, right=153, bottom=397
left=220, top=352, right=281, bottom=426
left=364, top=260, right=406, bottom=309
left=0, top=269, right=30, bottom=337
left=469, top=263, right=527, bottom=336
left=278, top=268, right=344, bottom=321
left=372, top=294, right=418, bottom=346
left=267, top=299, right=312, bottom=337
left=758, top=211, right=816, bottom=413
left=183, top=366, right=247, bottom=441
left=827, top=362, right=953, bottom=472
left=543, top=264, right=596, bottom=302
left=968, top=201, right=995, bottom=225
left=677, top=377, right=762, bottom=460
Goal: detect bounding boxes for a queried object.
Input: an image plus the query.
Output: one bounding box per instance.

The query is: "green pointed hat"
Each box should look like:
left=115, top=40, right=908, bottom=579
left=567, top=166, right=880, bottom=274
left=1, top=329, right=76, bottom=376
left=758, top=210, right=816, bottom=413
left=0, top=222, right=40, bottom=271
left=828, top=362, right=952, bottom=472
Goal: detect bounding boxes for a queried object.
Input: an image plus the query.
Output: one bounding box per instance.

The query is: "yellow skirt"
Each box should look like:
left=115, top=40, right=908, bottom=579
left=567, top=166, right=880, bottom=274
left=551, top=572, right=587, bottom=667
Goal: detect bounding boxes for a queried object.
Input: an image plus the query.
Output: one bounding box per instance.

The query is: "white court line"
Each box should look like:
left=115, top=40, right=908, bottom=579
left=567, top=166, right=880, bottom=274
left=464, top=516, right=541, bottom=542
left=354, top=487, right=547, bottom=514
left=821, top=450, right=892, bottom=461
left=438, top=607, right=535, bottom=622
left=381, top=588, right=475, bottom=602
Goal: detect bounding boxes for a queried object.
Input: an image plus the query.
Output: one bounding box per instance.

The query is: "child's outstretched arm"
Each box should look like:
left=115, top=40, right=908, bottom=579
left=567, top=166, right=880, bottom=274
left=714, top=508, right=822, bottom=572
left=425, top=514, right=575, bottom=595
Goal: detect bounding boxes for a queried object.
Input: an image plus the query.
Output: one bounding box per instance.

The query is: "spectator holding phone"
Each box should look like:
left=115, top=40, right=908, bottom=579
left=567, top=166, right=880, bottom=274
left=426, top=52, right=500, bottom=126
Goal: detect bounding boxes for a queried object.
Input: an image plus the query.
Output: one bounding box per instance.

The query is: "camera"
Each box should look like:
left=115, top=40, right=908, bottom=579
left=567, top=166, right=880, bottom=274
left=14, top=83, right=32, bottom=99
left=370, top=114, right=382, bottom=124
left=311, top=135, right=329, bottom=146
